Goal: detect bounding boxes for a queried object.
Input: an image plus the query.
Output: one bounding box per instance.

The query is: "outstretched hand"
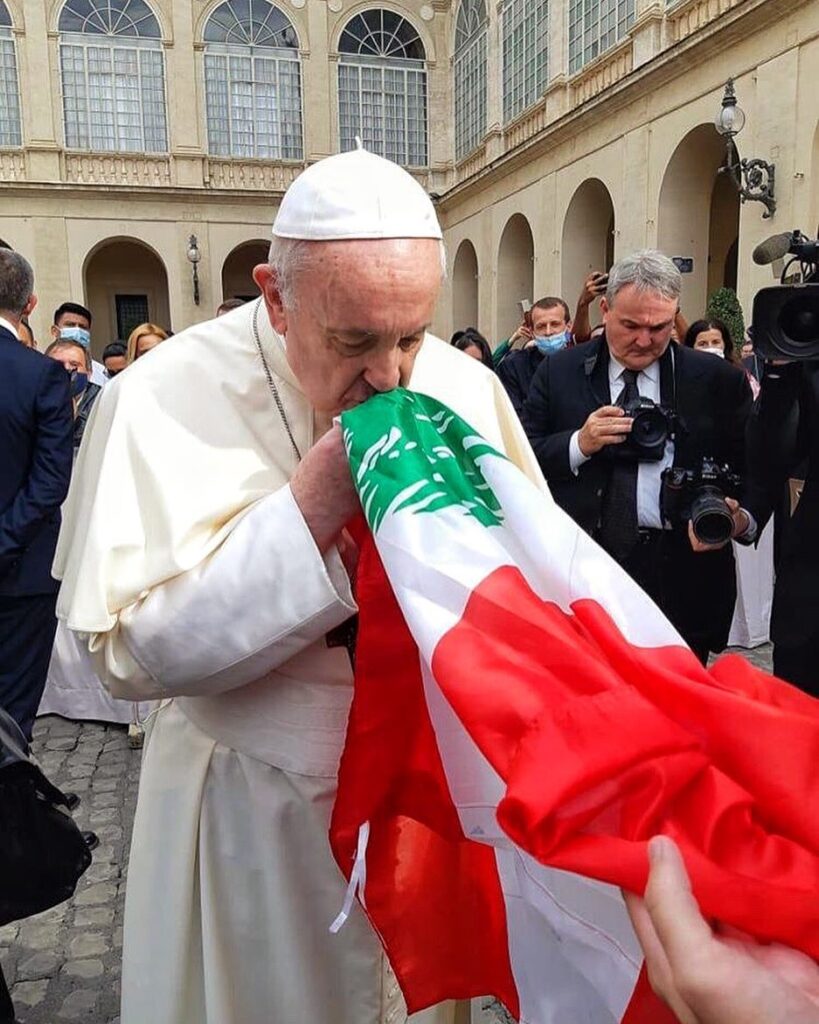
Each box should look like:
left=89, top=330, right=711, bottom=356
left=624, top=836, right=819, bottom=1024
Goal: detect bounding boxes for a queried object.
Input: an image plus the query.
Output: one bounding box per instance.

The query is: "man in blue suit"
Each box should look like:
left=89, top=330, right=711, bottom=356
left=0, top=250, right=73, bottom=742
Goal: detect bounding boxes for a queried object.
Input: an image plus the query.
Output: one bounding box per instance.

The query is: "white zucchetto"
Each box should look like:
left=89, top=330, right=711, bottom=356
left=272, top=148, right=442, bottom=242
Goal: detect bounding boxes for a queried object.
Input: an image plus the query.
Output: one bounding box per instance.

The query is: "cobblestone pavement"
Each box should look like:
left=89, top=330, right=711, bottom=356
left=0, top=644, right=774, bottom=1023
left=0, top=715, right=139, bottom=1023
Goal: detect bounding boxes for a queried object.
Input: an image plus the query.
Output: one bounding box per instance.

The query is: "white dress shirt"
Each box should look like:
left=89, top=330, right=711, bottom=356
left=569, top=353, right=673, bottom=529
left=0, top=315, right=20, bottom=340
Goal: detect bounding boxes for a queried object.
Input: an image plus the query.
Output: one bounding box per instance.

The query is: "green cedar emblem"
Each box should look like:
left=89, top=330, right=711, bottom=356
left=341, top=389, right=504, bottom=534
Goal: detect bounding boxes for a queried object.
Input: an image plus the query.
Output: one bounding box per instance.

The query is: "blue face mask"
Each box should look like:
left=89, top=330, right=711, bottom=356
left=60, top=326, right=91, bottom=348
left=69, top=370, right=88, bottom=398
left=534, top=330, right=570, bottom=355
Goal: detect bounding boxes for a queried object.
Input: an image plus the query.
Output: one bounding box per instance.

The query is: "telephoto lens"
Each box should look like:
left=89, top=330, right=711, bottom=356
left=690, top=486, right=734, bottom=545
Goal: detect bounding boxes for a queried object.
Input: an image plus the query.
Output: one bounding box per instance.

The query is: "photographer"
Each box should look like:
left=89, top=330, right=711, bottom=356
left=523, top=250, right=754, bottom=663
left=745, top=361, right=818, bottom=694
left=743, top=231, right=819, bottom=695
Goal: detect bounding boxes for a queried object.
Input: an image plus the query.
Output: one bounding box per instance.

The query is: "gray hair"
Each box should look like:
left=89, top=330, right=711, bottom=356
left=606, top=249, right=682, bottom=306
left=0, top=248, right=34, bottom=317
left=267, top=235, right=448, bottom=310
left=267, top=237, right=318, bottom=309
left=45, top=339, right=92, bottom=371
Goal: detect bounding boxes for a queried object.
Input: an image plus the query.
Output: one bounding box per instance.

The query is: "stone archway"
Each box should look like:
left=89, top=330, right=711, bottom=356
left=496, top=213, right=534, bottom=343
left=83, top=238, right=170, bottom=359
left=221, top=240, right=268, bottom=302
left=561, top=178, right=615, bottom=322
left=658, top=125, right=739, bottom=319
left=452, top=239, right=479, bottom=335
left=707, top=161, right=740, bottom=297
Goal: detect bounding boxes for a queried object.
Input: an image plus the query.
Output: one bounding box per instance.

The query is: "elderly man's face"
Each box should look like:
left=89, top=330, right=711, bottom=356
left=600, top=284, right=677, bottom=371
left=48, top=343, right=87, bottom=374
left=256, top=238, right=442, bottom=416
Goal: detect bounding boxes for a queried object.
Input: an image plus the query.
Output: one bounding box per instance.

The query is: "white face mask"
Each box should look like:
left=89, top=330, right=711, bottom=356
left=700, top=345, right=725, bottom=358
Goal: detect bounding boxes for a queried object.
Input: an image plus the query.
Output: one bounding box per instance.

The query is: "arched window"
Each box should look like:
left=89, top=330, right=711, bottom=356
left=0, top=1, right=22, bottom=146
left=204, top=0, right=303, bottom=160
left=501, top=0, right=548, bottom=123
left=338, top=10, right=427, bottom=168
left=58, top=0, right=167, bottom=153
left=568, top=0, right=635, bottom=74
left=454, top=0, right=487, bottom=161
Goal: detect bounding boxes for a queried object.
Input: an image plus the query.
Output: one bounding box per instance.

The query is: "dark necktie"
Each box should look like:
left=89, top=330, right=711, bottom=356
left=597, top=369, right=640, bottom=561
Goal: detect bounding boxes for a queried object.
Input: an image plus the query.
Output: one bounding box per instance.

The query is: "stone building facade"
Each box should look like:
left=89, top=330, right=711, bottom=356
left=0, top=0, right=816, bottom=354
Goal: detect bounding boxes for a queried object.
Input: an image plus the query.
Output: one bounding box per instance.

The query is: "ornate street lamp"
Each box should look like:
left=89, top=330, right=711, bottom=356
left=714, top=79, right=776, bottom=219
left=186, top=234, right=201, bottom=305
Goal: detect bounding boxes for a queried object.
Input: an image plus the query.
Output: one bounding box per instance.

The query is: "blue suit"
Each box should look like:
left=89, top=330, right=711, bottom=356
left=0, top=325, right=73, bottom=738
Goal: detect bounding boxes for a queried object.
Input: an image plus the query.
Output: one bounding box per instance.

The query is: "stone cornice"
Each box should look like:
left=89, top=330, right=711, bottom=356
left=0, top=180, right=290, bottom=205
left=438, top=0, right=816, bottom=211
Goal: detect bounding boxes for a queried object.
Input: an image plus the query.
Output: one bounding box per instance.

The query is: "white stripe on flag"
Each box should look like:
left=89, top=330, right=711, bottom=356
left=378, top=453, right=682, bottom=658
left=420, top=662, right=642, bottom=1024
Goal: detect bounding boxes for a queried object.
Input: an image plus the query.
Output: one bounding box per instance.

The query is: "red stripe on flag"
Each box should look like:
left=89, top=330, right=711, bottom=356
left=621, top=965, right=678, bottom=1024
left=429, top=564, right=819, bottom=958
left=331, top=536, right=520, bottom=1017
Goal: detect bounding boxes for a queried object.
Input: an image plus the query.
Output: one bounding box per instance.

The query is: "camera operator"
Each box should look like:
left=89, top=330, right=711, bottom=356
left=523, top=250, right=755, bottom=663
left=742, top=233, right=819, bottom=694
left=746, top=364, right=818, bottom=692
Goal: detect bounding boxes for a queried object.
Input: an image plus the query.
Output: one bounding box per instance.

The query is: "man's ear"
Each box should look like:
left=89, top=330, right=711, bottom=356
left=599, top=297, right=610, bottom=319
left=23, top=293, right=38, bottom=319
left=253, top=264, right=287, bottom=335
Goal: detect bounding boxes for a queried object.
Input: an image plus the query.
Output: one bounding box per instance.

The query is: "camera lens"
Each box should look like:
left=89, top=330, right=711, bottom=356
left=632, top=408, right=668, bottom=449
left=779, top=293, right=819, bottom=350
left=691, top=487, right=733, bottom=545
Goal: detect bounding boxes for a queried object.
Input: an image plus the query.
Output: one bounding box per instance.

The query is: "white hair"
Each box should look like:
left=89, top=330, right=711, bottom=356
left=606, top=249, right=682, bottom=305
left=267, top=236, right=447, bottom=309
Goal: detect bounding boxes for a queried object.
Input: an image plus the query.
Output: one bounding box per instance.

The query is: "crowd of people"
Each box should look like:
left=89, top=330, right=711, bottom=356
left=451, top=250, right=813, bottom=689
left=0, top=146, right=817, bottom=1024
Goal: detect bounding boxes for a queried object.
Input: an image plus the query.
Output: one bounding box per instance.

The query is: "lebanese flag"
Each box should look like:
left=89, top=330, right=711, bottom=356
left=331, top=389, right=819, bottom=1023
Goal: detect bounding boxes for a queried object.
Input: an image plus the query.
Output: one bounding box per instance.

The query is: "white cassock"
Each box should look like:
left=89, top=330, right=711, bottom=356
left=53, top=299, right=544, bottom=1024
left=39, top=619, right=157, bottom=726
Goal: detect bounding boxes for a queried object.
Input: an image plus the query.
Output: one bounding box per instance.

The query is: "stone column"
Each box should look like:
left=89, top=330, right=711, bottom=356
left=19, top=4, right=61, bottom=181
left=620, top=124, right=652, bottom=256
left=168, top=1, right=205, bottom=188
left=301, top=0, right=332, bottom=161
left=425, top=4, right=451, bottom=174
left=631, top=0, right=664, bottom=71
left=484, top=1, right=503, bottom=162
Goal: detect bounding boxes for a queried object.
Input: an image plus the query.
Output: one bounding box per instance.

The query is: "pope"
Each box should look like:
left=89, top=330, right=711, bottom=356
left=54, top=148, right=543, bottom=1024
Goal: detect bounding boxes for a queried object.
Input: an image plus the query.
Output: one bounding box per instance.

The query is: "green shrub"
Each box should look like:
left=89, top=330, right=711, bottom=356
left=705, top=287, right=745, bottom=356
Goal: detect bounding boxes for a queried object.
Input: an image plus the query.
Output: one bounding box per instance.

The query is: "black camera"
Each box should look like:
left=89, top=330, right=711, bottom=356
left=661, top=458, right=741, bottom=545
left=752, top=229, right=819, bottom=360
left=618, top=396, right=674, bottom=462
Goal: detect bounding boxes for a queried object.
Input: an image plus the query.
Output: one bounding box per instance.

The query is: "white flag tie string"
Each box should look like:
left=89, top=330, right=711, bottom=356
left=330, top=821, right=370, bottom=934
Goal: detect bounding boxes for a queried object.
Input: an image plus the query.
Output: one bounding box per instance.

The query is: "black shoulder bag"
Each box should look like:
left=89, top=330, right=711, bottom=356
left=0, top=708, right=91, bottom=926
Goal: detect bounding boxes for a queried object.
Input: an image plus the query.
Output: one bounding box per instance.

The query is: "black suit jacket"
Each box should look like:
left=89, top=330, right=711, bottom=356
left=0, top=327, right=74, bottom=596
left=522, top=338, right=753, bottom=650
left=522, top=337, right=753, bottom=534
left=497, top=347, right=545, bottom=418
left=744, top=363, right=819, bottom=649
